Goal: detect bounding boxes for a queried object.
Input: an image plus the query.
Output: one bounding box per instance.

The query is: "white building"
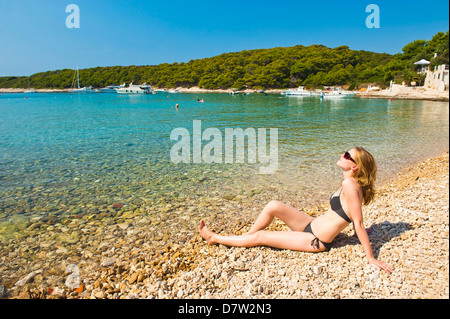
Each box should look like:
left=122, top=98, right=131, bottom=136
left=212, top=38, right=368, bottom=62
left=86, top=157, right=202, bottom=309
left=424, top=64, right=449, bottom=91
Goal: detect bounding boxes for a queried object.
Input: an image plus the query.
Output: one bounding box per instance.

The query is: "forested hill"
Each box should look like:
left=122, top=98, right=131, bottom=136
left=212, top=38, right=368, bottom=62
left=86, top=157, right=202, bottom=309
left=1, top=31, right=448, bottom=90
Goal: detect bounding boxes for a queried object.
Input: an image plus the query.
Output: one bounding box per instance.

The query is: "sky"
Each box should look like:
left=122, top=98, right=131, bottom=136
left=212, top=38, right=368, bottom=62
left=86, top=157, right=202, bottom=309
left=0, top=0, right=448, bottom=76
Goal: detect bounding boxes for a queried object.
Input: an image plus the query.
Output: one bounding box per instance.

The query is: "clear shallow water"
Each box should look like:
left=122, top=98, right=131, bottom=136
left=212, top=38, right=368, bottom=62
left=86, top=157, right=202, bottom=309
left=0, top=92, right=448, bottom=235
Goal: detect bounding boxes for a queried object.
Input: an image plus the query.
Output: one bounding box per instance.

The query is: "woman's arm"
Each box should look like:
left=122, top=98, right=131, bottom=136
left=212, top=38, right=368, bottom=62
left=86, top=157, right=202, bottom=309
left=353, top=219, right=393, bottom=273
left=343, top=179, right=393, bottom=274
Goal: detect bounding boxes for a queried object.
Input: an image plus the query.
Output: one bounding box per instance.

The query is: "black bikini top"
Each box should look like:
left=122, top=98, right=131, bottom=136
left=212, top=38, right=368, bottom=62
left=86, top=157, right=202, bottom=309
left=330, top=189, right=352, bottom=223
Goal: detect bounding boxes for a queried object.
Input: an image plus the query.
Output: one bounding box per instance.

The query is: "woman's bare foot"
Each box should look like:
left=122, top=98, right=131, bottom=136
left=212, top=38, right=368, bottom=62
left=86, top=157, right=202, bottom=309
left=198, top=220, right=217, bottom=245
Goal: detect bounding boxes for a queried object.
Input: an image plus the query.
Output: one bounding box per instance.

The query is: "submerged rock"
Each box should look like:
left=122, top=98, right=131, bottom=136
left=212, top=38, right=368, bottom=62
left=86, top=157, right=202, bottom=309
left=56, top=233, right=80, bottom=244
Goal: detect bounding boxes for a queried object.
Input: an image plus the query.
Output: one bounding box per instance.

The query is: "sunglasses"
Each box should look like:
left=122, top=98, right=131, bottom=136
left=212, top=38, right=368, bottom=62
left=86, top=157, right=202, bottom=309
left=343, top=151, right=356, bottom=164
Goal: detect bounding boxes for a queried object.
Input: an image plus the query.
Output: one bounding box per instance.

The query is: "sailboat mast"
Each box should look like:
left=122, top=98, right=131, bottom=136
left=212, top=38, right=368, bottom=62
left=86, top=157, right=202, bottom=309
left=77, top=66, right=80, bottom=89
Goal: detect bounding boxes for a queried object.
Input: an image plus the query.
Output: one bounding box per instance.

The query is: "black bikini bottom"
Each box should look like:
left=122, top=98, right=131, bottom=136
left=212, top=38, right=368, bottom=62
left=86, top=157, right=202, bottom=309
left=304, top=222, right=332, bottom=252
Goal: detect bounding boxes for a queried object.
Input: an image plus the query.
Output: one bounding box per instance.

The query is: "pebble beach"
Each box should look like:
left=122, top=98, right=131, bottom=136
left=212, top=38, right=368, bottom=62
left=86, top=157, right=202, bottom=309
left=0, top=151, right=448, bottom=300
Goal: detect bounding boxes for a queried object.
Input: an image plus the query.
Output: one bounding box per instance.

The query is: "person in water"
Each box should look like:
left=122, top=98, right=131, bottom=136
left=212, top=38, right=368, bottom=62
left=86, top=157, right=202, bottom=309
left=199, top=147, right=393, bottom=273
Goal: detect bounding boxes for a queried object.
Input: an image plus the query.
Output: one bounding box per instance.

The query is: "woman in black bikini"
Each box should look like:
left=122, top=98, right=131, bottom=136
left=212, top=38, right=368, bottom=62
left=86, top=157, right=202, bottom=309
left=199, top=147, right=393, bottom=274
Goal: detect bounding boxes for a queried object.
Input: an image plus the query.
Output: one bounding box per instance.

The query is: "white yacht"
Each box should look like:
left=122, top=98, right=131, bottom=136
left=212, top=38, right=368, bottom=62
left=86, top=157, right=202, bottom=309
left=97, top=83, right=126, bottom=93
left=157, top=88, right=180, bottom=93
left=320, top=87, right=356, bottom=99
left=284, top=86, right=314, bottom=97
left=70, top=67, right=93, bottom=93
left=116, top=83, right=155, bottom=94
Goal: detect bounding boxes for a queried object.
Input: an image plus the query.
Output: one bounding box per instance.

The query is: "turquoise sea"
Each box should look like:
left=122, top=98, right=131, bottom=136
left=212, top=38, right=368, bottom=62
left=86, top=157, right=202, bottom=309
left=0, top=92, right=448, bottom=240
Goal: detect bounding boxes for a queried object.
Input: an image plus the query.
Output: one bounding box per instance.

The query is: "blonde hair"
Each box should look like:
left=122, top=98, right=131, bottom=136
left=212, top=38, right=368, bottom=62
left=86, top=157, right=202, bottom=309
left=352, top=147, right=377, bottom=205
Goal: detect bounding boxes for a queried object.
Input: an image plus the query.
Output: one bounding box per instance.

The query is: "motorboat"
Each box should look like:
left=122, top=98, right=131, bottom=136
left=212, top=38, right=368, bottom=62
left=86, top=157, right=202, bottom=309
left=284, top=86, right=314, bottom=97
left=320, top=87, right=356, bottom=99
left=97, top=83, right=126, bottom=93
left=25, top=79, right=36, bottom=93
left=116, top=82, right=155, bottom=94
left=154, top=88, right=180, bottom=93
left=70, top=67, right=93, bottom=93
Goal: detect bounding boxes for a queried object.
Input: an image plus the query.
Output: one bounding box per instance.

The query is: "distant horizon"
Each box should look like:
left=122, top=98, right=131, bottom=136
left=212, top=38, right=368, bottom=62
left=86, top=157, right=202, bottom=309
left=1, top=0, right=449, bottom=76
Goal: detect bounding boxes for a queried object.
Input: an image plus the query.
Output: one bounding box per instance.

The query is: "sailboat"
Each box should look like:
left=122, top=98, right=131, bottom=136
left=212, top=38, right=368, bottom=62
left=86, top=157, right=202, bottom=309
left=70, top=67, right=93, bottom=93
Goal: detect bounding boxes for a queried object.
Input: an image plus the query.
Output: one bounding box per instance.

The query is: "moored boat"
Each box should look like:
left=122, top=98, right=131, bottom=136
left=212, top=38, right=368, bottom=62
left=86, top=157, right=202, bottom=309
left=284, top=86, right=316, bottom=97
left=116, top=83, right=155, bottom=94
left=71, top=86, right=93, bottom=93
left=320, top=87, right=356, bottom=98
left=70, top=67, right=93, bottom=93
left=97, top=83, right=126, bottom=93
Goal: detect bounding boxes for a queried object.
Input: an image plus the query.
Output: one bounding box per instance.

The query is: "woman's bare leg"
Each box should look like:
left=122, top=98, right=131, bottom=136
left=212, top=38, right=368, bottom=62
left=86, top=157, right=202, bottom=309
left=199, top=220, right=324, bottom=252
left=246, top=200, right=314, bottom=234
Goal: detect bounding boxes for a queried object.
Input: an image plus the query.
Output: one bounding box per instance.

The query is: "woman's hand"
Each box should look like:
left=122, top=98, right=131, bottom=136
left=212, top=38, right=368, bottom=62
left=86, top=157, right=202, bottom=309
left=368, top=257, right=393, bottom=274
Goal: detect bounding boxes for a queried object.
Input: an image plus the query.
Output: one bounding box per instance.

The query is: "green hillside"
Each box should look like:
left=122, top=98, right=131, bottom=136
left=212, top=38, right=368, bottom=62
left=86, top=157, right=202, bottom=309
left=1, top=31, right=447, bottom=90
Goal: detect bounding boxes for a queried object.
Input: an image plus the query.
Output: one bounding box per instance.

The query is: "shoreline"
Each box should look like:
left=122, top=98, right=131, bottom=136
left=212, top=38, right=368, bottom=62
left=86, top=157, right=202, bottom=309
left=0, top=88, right=70, bottom=93
left=360, top=87, right=449, bottom=102
left=0, top=151, right=448, bottom=299
left=1, top=86, right=448, bottom=102
left=0, top=87, right=284, bottom=94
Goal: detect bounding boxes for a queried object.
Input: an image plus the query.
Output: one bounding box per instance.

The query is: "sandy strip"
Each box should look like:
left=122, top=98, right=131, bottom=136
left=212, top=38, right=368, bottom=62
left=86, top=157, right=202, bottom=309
left=0, top=88, right=69, bottom=93
left=360, top=86, right=449, bottom=102
left=2, top=86, right=448, bottom=101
